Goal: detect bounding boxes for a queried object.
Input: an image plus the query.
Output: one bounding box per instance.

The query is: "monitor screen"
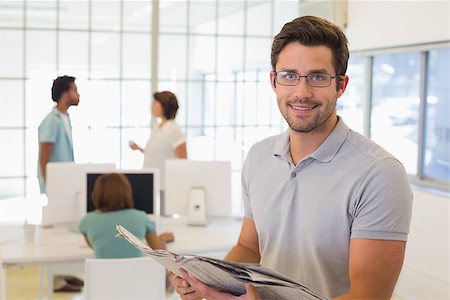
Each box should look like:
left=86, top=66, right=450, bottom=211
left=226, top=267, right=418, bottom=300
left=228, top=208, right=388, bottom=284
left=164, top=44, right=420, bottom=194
left=164, top=160, right=232, bottom=217
left=86, top=172, right=157, bottom=214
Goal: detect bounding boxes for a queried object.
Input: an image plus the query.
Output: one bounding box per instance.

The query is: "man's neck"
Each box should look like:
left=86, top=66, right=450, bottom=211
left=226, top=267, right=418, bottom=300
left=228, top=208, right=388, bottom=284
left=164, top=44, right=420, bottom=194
left=289, top=116, right=338, bottom=165
left=56, top=101, right=69, bottom=114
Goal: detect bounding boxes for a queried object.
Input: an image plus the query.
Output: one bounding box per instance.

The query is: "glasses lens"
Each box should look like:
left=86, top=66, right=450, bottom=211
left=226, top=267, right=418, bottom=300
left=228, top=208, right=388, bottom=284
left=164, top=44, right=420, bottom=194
left=306, top=73, right=331, bottom=87
left=276, top=72, right=298, bottom=86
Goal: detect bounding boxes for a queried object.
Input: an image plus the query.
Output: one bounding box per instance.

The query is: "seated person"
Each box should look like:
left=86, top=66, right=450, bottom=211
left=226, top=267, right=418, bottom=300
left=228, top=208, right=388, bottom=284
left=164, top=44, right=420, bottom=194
left=79, top=172, right=173, bottom=258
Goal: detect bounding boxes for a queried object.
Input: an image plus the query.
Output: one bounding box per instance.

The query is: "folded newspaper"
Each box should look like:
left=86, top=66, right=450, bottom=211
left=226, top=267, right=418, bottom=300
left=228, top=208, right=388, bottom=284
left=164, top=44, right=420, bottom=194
left=116, top=225, right=327, bottom=299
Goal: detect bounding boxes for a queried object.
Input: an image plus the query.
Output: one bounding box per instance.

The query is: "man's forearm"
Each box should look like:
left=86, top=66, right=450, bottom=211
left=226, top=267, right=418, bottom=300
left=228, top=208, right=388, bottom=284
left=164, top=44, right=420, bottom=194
left=39, top=143, right=53, bottom=182
left=40, top=160, right=47, bottom=180
left=224, top=243, right=260, bottom=263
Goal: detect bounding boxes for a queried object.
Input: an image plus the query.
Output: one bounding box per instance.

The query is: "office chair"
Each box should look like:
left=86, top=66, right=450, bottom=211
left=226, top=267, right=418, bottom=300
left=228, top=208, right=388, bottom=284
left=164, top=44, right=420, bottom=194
left=84, top=257, right=165, bottom=300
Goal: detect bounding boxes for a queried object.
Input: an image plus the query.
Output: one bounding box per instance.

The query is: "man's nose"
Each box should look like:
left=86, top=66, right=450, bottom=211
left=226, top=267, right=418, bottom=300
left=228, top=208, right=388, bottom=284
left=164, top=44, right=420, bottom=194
left=292, top=77, right=313, bottom=98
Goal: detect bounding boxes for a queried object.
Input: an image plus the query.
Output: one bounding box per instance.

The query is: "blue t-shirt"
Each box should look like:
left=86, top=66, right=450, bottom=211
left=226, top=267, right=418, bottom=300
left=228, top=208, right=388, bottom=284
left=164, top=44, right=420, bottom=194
left=37, top=107, right=75, bottom=193
left=79, top=208, right=155, bottom=258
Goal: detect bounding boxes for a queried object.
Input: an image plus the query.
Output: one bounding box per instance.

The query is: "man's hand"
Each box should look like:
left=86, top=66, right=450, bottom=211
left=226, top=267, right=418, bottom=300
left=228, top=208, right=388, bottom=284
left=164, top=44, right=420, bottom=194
left=179, top=269, right=260, bottom=300
left=169, top=216, right=261, bottom=299
left=169, top=271, right=202, bottom=300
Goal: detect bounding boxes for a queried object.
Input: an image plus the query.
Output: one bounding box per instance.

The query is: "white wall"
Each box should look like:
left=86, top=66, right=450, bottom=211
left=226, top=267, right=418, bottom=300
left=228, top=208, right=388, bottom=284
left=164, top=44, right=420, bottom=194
left=344, top=1, right=450, bottom=299
left=346, top=1, right=450, bottom=51
left=396, top=189, right=450, bottom=300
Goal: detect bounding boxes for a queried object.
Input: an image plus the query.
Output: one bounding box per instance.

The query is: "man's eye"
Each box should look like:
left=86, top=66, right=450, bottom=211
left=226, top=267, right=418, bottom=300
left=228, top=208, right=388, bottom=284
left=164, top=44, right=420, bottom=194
left=310, top=74, right=327, bottom=81
left=284, top=73, right=297, bottom=80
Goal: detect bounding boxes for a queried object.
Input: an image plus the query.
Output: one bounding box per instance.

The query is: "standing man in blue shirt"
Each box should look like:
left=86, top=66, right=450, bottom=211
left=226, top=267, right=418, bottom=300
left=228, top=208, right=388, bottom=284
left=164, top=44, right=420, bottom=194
left=37, top=75, right=84, bottom=293
left=38, top=75, right=79, bottom=193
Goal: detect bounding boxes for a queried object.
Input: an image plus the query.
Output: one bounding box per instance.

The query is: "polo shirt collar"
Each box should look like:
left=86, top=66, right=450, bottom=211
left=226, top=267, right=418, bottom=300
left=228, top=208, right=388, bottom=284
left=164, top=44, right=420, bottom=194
left=310, top=117, right=349, bottom=163
left=273, top=129, right=291, bottom=160
left=273, top=117, right=349, bottom=163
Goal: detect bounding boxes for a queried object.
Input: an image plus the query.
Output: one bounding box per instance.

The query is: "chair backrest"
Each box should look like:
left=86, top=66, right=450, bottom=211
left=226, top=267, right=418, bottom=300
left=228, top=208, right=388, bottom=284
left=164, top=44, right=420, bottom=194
left=84, top=257, right=166, bottom=300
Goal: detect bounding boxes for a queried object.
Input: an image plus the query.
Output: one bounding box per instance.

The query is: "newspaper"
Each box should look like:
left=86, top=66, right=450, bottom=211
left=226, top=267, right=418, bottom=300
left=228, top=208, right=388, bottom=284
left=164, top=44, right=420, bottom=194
left=116, top=225, right=327, bottom=300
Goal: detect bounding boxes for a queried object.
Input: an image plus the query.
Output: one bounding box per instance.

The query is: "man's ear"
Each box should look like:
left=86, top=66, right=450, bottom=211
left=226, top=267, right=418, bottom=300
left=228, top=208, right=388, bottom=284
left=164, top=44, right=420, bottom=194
left=270, top=71, right=277, bottom=91
left=336, top=75, right=349, bottom=99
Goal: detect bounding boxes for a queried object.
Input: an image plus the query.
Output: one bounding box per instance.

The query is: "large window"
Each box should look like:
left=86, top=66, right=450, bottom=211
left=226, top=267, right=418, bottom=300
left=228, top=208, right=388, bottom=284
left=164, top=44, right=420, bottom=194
left=333, top=45, right=448, bottom=192
left=0, top=0, right=153, bottom=199
left=371, top=52, right=421, bottom=175
left=424, top=48, right=450, bottom=182
left=367, top=45, right=449, bottom=190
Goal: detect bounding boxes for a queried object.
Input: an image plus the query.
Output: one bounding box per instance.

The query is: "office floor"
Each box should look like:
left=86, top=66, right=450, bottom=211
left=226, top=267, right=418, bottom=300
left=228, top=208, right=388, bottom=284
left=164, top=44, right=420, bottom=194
left=6, top=265, right=406, bottom=300
left=5, top=266, right=180, bottom=300
left=5, top=266, right=82, bottom=300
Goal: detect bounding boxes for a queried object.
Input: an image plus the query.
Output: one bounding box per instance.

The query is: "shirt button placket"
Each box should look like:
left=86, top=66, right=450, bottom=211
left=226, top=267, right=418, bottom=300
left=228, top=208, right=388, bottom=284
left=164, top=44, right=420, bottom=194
left=283, top=168, right=297, bottom=207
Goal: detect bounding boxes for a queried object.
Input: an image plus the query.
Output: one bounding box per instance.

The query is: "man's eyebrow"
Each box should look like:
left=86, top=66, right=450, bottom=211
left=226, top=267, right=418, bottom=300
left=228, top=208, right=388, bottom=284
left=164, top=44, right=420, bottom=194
left=277, top=68, right=298, bottom=73
left=309, top=69, right=330, bottom=74
left=277, top=68, right=330, bottom=74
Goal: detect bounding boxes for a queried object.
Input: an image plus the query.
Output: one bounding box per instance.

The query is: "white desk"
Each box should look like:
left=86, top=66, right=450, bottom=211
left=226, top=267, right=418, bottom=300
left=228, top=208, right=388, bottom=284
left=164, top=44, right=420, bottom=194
left=162, top=217, right=241, bottom=255
left=0, top=216, right=242, bottom=300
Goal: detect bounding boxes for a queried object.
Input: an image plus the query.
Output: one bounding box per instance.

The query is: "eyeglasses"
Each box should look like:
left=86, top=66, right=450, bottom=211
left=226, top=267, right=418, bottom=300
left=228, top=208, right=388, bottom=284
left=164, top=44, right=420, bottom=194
left=274, top=71, right=341, bottom=88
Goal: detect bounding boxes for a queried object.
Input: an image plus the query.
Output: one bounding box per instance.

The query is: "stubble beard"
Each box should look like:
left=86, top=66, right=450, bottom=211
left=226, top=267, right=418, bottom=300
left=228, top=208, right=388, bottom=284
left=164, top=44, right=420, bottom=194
left=281, top=100, right=336, bottom=133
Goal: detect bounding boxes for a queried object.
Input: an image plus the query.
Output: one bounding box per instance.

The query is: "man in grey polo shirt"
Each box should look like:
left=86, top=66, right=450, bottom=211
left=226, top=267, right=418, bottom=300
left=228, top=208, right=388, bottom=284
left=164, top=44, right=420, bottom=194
left=171, top=16, right=412, bottom=300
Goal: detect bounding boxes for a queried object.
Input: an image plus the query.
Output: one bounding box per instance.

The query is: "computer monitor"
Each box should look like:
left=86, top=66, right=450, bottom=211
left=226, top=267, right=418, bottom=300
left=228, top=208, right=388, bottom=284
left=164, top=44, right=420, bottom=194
left=84, top=169, right=160, bottom=217
left=164, top=159, right=232, bottom=225
left=43, top=162, right=116, bottom=226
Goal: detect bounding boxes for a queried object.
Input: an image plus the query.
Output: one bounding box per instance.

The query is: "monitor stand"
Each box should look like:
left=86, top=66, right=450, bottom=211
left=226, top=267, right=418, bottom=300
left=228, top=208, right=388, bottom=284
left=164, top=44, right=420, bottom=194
left=187, top=187, right=207, bottom=226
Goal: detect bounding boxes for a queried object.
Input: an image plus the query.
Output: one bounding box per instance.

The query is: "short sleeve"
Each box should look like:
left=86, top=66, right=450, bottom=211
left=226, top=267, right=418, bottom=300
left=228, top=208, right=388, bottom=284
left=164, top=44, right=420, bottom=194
left=351, top=158, right=413, bottom=241
left=79, top=215, right=89, bottom=235
left=167, top=123, right=186, bottom=149
left=38, top=116, right=58, bottom=143
left=142, top=214, right=156, bottom=234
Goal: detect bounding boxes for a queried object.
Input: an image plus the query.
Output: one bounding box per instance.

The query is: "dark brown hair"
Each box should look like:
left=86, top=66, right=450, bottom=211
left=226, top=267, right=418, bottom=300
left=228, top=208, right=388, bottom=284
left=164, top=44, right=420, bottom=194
left=271, top=16, right=349, bottom=76
left=153, top=91, right=179, bottom=120
left=51, top=75, right=76, bottom=102
left=91, top=173, right=134, bottom=212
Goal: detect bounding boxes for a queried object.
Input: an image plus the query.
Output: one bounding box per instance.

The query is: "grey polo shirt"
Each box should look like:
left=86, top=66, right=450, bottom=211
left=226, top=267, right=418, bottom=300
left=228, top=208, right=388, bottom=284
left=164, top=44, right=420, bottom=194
left=242, top=118, right=412, bottom=299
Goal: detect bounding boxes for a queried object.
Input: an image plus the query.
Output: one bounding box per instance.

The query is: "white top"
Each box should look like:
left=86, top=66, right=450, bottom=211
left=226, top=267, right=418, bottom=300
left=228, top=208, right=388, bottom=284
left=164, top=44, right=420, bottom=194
left=59, top=112, right=73, bottom=145
left=143, top=120, right=186, bottom=189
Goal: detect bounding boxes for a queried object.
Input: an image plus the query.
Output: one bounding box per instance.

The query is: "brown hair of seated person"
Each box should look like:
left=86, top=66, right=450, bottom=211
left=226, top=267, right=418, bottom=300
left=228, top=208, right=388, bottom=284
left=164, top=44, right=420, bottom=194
left=87, top=173, right=174, bottom=250
left=91, top=173, right=133, bottom=212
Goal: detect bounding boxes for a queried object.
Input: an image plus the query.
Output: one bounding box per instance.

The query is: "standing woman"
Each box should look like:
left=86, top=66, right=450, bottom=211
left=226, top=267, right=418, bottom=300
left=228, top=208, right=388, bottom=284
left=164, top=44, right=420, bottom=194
left=130, top=91, right=187, bottom=213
